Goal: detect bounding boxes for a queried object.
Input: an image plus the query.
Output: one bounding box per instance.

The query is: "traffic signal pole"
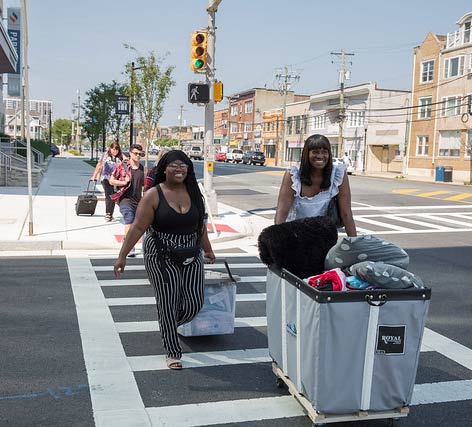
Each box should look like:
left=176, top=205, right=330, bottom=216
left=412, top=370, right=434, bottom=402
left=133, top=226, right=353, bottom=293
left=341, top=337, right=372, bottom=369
left=203, top=0, right=221, bottom=216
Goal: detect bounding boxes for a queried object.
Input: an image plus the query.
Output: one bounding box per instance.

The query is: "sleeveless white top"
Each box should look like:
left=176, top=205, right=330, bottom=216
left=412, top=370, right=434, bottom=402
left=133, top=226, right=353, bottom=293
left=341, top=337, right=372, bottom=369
left=286, top=164, right=346, bottom=222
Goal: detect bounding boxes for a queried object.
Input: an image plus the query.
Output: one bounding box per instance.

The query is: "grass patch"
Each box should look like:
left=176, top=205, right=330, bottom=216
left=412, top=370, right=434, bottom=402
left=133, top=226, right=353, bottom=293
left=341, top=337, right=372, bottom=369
left=84, top=160, right=98, bottom=168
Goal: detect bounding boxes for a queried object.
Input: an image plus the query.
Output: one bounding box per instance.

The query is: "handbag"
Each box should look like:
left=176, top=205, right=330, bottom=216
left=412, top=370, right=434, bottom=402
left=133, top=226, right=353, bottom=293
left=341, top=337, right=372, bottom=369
left=326, top=196, right=344, bottom=228
left=150, top=228, right=201, bottom=266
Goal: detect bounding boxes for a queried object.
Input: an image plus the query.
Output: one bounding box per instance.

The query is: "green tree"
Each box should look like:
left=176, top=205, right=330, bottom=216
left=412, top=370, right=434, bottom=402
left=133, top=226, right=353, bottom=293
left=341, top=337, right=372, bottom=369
left=51, top=118, right=73, bottom=148
left=82, top=81, right=129, bottom=158
left=125, top=46, right=175, bottom=169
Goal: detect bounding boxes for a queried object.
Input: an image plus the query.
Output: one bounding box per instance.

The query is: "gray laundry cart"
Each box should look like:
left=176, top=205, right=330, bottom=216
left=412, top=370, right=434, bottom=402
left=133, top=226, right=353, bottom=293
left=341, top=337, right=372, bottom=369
left=266, top=266, right=431, bottom=425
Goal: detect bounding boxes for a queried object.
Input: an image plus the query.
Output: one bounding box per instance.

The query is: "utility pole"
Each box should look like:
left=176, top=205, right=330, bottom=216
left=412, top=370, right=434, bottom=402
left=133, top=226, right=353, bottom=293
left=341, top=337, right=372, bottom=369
left=331, top=49, right=354, bottom=158
left=21, top=0, right=33, bottom=235
left=203, top=0, right=222, bottom=215
left=129, top=61, right=135, bottom=149
left=76, top=89, right=81, bottom=152
left=275, top=66, right=300, bottom=166
left=178, top=104, right=184, bottom=149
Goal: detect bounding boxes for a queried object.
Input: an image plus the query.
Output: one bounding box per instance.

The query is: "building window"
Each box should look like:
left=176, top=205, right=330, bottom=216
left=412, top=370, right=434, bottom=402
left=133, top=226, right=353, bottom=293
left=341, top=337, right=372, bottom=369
left=418, top=97, right=432, bottom=119
left=441, top=96, right=462, bottom=117
left=244, top=121, right=252, bottom=132
left=244, top=101, right=253, bottom=113
left=311, top=114, right=326, bottom=130
left=420, top=60, right=434, bottom=83
left=416, top=135, right=429, bottom=156
left=231, top=105, right=238, bottom=116
left=466, top=130, right=472, bottom=159
left=294, top=116, right=302, bottom=134
left=439, top=130, right=461, bottom=157
left=230, top=123, right=238, bottom=133
left=287, top=117, right=293, bottom=135
left=464, top=21, right=471, bottom=44
left=347, top=111, right=365, bottom=127
left=444, top=55, right=466, bottom=79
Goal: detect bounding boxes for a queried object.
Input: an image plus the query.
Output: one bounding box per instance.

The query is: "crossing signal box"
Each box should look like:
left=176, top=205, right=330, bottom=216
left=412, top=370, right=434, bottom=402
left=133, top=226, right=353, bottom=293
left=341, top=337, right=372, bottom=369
left=188, top=83, right=210, bottom=104
left=190, top=31, right=208, bottom=73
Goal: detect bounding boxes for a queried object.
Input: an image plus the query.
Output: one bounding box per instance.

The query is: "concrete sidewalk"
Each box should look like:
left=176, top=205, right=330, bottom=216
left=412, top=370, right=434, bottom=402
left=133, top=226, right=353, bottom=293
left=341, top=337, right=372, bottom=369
left=0, top=156, right=249, bottom=254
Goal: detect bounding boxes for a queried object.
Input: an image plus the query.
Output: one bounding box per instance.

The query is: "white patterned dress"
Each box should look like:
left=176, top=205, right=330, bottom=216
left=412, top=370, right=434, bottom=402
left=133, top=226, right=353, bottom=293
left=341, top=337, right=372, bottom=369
left=286, top=164, right=346, bottom=222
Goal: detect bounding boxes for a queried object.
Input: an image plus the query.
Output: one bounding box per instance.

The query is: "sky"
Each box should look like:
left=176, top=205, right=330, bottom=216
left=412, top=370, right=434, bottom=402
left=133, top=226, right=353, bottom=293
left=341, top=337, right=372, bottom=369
left=3, top=0, right=472, bottom=127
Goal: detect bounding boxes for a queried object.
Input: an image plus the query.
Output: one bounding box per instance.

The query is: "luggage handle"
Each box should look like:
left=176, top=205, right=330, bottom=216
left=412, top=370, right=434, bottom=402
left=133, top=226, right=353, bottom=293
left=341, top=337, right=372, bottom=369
left=205, top=258, right=236, bottom=283
left=85, top=179, right=97, bottom=195
left=365, top=293, right=387, bottom=306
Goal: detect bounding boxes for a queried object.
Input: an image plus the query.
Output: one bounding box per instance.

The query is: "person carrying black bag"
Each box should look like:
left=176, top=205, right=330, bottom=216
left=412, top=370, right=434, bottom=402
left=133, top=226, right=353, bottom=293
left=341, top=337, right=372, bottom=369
left=113, top=150, right=215, bottom=370
left=274, top=134, right=357, bottom=237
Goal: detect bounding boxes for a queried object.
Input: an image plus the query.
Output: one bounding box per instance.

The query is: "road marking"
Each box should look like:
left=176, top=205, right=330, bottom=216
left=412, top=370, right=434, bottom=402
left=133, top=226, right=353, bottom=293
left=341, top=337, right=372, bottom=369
left=370, top=215, right=455, bottom=231
left=93, top=263, right=267, bottom=272
left=106, top=293, right=266, bottom=306
left=417, top=190, right=451, bottom=198
left=392, top=189, right=420, bottom=194
left=66, top=256, right=148, bottom=426
left=145, top=396, right=303, bottom=426
left=353, top=217, right=414, bottom=232
left=421, top=214, right=472, bottom=228
left=352, top=205, right=472, bottom=211
left=444, top=193, right=472, bottom=201
left=411, top=380, right=472, bottom=405
left=116, top=316, right=268, bottom=333
left=129, top=348, right=271, bottom=372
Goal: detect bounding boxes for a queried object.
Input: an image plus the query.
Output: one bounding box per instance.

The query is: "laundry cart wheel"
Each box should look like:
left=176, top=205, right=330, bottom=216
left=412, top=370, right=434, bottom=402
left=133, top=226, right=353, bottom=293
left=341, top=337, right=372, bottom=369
left=276, top=377, right=285, bottom=388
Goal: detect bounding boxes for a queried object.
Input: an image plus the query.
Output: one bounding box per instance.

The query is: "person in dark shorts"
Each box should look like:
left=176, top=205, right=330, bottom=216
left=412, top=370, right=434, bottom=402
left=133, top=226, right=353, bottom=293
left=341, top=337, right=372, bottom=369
left=110, top=143, right=145, bottom=257
left=113, top=150, right=215, bottom=370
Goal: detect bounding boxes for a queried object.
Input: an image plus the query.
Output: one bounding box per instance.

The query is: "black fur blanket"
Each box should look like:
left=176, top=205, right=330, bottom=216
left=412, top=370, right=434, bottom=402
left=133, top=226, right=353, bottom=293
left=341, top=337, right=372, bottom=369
left=258, top=216, right=338, bottom=279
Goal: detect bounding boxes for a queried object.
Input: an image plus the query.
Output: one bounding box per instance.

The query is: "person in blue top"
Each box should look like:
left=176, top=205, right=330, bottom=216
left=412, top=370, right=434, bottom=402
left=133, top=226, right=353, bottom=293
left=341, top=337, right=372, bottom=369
left=91, top=141, right=125, bottom=222
left=274, top=134, right=357, bottom=237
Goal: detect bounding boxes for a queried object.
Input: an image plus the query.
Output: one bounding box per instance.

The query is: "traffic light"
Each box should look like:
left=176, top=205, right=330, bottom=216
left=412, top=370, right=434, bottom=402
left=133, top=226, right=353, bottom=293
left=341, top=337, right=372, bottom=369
left=214, top=81, right=223, bottom=103
left=190, top=31, right=208, bottom=73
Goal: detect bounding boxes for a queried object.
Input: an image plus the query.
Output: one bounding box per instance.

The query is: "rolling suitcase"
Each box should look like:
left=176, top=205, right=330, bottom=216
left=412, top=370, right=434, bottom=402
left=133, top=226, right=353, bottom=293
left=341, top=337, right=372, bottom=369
left=75, top=180, right=98, bottom=216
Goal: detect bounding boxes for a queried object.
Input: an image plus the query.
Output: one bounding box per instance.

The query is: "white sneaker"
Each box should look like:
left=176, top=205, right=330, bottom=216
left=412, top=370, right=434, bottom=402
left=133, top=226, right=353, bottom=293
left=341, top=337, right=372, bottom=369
left=127, top=247, right=136, bottom=258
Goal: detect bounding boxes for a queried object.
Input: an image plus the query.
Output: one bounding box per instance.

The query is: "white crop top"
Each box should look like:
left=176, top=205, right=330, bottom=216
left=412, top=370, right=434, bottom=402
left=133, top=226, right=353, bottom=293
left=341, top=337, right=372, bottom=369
left=286, top=164, right=345, bottom=222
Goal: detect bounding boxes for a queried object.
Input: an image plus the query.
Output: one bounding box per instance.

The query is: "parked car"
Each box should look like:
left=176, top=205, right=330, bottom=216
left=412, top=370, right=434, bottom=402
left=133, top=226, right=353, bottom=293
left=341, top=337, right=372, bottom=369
left=242, top=151, right=265, bottom=166
left=215, top=152, right=226, bottom=162
left=225, top=149, right=243, bottom=163
left=50, top=143, right=60, bottom=157
left=186, top=146, right=203, bottom=160
left=149, top=147, right=160, bottom=155
left=333, top=157, right=354, bottom=174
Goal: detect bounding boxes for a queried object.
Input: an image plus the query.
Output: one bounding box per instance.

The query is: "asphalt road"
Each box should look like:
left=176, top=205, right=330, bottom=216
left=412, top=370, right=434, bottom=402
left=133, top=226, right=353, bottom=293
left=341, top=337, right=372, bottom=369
left=1, top=162, right=472, bottom=426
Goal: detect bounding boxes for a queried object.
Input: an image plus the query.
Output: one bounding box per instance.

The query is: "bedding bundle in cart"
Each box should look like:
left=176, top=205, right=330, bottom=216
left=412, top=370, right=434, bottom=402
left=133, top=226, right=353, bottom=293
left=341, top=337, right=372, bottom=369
left=307, top=234, right=425, bottom=292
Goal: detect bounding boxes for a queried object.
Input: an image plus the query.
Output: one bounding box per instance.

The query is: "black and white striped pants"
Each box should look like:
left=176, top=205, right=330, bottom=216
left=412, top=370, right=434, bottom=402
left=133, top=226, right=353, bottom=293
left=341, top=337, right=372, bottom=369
left=143, top=231, right=204, bottom=359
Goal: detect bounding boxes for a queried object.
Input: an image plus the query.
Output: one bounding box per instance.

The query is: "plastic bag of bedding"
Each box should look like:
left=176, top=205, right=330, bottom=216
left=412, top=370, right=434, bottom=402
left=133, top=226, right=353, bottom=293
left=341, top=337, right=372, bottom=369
left=324, top=234, right=409, bottom=271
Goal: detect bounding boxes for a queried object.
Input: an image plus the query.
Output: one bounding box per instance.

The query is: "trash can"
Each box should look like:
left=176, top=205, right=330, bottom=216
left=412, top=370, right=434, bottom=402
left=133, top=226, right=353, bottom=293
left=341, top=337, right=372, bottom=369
left=444, top=166, right=453, bottom=182
left=266, top=266, right=431, bottom=414
left=435, top=166, right=444, bottom=182
left=178, top=262, right=238, bottom=336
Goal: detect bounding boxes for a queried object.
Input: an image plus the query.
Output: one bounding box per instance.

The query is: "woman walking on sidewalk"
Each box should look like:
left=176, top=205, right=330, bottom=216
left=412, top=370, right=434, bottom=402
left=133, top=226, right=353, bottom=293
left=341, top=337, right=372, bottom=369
left=91, top=141, right=125, bottom=222
left=113, top=150, right=215, bottom=370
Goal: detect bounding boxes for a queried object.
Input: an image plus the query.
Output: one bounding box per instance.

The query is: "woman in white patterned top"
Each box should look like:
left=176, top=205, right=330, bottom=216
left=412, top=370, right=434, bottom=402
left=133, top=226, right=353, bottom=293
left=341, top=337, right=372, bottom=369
left=275, top=134, right=357, bottom=237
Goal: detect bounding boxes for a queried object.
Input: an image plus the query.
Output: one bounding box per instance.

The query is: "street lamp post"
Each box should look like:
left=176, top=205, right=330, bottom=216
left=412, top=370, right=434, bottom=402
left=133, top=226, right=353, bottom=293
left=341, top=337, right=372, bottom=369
left=129, top=62, right=145, bottom=150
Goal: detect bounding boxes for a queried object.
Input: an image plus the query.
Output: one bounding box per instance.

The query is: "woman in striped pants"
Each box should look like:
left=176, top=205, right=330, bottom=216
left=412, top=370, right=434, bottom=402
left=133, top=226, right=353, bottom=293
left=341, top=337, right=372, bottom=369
left=114, top=150, right=215, bottom=370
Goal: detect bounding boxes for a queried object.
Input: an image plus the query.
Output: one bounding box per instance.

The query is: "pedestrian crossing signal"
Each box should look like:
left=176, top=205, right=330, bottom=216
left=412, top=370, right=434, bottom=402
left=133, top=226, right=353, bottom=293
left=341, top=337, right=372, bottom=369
left=188, top=83, right=210, bottom=104
left=190, top=31, right=208, bottom=73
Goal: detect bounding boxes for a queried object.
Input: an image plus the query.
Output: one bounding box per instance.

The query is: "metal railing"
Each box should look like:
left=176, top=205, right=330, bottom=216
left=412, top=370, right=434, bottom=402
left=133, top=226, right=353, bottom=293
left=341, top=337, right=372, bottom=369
left=0, top=151, right=12, bottom=186
left=13, top=139, right=45, bottom=166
